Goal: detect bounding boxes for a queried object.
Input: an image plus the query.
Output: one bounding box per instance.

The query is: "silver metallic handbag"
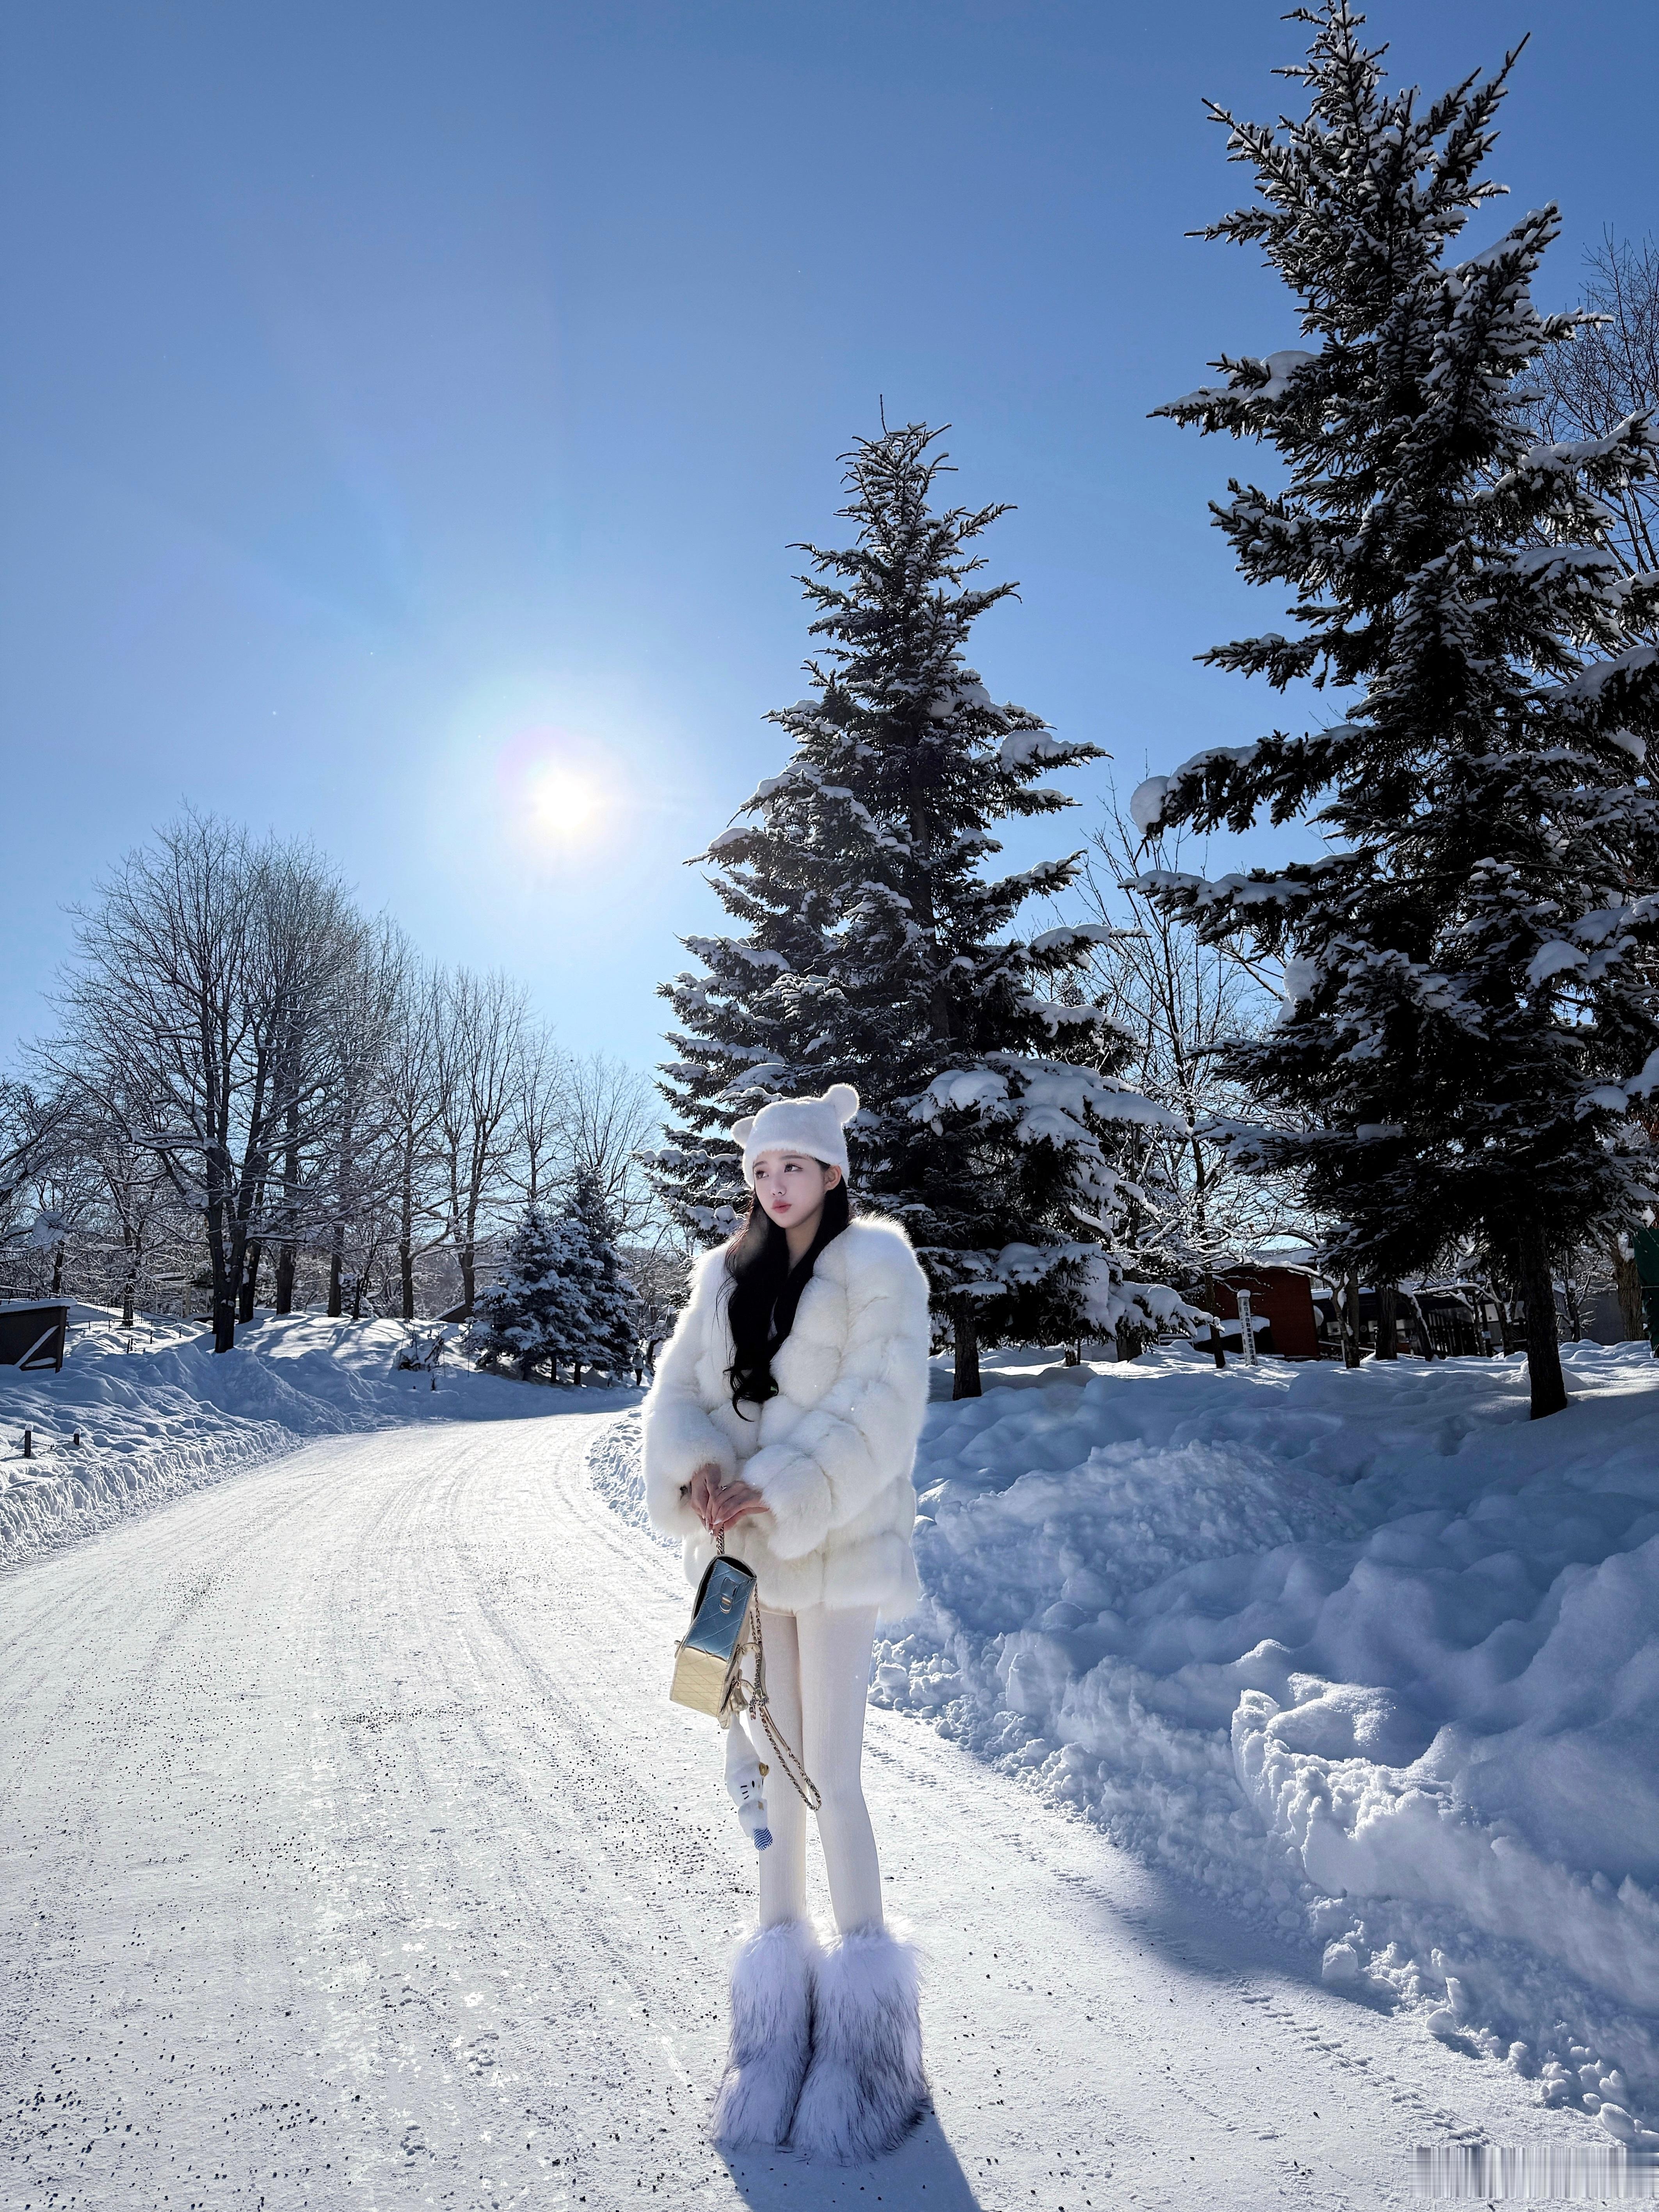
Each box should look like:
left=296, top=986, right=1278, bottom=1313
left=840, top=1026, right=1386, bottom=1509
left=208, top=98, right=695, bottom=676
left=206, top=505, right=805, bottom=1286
left=669, top=1531, right=821, bottom=1811
left=670, top=1543, right=759, bottom=1718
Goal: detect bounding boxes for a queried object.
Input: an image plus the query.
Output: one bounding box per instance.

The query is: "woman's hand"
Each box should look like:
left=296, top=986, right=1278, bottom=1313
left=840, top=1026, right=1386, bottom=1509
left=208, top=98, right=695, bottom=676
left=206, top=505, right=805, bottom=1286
left=686, top=1461, right=770, bottom=1533
left=687, top=1462, right=725, bottom=1530
left=708, top=1478, right=769, bottom=1532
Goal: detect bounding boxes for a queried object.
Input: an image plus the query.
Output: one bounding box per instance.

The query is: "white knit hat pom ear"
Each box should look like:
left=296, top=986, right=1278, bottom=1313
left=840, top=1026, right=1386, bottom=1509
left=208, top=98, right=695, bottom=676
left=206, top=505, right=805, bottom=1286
left=735, top=1086, right=856, bottom=1186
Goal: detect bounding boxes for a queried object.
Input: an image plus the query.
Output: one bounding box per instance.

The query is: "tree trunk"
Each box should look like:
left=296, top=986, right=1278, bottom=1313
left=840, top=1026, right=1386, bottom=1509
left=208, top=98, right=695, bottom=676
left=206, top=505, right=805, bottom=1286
left=207, top=1195, right=237, bottom=1354
left=1338, top=1275, right=1362, bottom=1369
left=121, top=1275, right=135, bottom=1328
left=1374, top=1281, right=1399, bottom=1359
left=952, top=1298, right=982, bottom=1399
left=327, top=1222, right=344, bottom=1319
left=221, top=1221, right=250, bottom=1351
left=458, top=1241, right=476, bottom=1319
left=1403, top=1289, right=1435, bottom=1359
left=399, top=1179, right=418, bottom=1321
left=50, top=1241, right=65, bottom=1297
left=1203, top=1268, right=1227, bottom=1369
left=274, top=1098, right=301, bottom=1314
left=1515, top=1223, right=1568, bottom=1419
left=238, top=1241, right=262, bottom=1324
left=1608, top=1237, right=1643, bottom=1342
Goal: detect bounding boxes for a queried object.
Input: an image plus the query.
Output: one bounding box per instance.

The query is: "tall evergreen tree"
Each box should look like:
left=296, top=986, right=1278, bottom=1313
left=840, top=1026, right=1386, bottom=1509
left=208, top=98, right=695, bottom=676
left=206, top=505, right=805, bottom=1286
left=562, top=1171, right=641, bottom=1383
left=1132, top=2, right=1659, bottom=1417
left=469, top=1202, right=581, bottom=1381
left=470, top=1180, right=641, bottom=1384
left=656, top=424, right=1182, bottom=1392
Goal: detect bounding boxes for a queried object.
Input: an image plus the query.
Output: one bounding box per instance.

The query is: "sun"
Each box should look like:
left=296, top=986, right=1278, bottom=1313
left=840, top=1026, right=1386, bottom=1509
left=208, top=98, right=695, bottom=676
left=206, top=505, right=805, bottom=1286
left=523, top=760, right=604, bottom=843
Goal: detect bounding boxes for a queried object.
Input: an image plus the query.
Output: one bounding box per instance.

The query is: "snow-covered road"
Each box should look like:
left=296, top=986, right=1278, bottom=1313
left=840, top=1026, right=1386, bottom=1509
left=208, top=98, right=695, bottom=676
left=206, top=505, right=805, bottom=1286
left=0, top=1408, right=1600, bottom=2211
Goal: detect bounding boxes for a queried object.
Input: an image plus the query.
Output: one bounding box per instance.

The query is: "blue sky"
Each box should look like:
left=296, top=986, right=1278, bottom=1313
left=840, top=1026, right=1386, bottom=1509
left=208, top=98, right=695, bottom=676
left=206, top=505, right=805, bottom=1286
left=2, top=0, right=1654, bottom=1073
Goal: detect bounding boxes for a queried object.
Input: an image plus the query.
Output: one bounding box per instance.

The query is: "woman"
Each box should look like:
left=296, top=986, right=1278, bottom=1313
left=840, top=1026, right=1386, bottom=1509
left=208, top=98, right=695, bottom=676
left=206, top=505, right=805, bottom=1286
left=642, top=1083, right=933, bottom=2164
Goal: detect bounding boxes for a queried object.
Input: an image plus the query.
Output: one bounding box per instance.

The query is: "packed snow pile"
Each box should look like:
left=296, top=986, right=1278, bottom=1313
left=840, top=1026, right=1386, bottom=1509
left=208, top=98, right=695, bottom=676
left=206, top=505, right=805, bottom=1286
left=0, top=1306, right=636, bottom=1566
left=595, top=1339, right=1659, bottom=2134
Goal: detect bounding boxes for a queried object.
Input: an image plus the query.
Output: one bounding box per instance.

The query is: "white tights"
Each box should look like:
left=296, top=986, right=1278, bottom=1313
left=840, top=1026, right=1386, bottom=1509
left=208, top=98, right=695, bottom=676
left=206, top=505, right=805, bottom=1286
left=754, top=1604, right=884, bottom=1936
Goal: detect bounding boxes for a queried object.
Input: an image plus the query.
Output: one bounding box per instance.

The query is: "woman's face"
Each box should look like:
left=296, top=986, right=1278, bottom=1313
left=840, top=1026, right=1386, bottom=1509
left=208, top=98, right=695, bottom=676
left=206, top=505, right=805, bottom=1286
left=751, top=1149, right=841, bottom=1232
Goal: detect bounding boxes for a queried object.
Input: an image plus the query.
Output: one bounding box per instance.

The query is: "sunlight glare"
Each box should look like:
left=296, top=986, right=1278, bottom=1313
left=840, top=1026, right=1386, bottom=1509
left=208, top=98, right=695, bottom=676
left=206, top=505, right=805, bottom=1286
left=524, top=759, right=604, bottom=843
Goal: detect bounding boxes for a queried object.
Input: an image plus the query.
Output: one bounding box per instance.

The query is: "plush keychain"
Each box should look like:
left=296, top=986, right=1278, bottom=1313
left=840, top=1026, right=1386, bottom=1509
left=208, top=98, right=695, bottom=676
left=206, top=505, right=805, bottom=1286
left=723, top=1713, right=773, bottom=1850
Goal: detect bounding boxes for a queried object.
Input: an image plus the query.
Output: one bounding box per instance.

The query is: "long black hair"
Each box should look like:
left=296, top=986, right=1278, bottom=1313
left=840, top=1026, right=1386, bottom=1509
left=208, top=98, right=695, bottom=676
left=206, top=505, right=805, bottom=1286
left=724, top=1181, right=852, bottom=1413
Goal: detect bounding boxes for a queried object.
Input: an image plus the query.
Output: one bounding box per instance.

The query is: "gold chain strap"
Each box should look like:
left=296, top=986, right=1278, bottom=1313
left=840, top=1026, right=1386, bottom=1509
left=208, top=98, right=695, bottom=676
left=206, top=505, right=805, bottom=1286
left=744, top=1606, right=823, bottom=1812
left=715, top=1529, right=822, bottom=1812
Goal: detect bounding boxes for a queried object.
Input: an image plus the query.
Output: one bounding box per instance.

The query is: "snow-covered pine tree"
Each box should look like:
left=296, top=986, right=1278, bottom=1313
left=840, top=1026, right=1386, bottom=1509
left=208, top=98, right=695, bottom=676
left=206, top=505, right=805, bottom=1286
left=560, top=1172, right=641, bottom=1384
left=468, top=1202, right=583, bottom=1381
left=1132, top=2, right=1659, bottom=1418
left=656, top=423, right=1184, bottom=1392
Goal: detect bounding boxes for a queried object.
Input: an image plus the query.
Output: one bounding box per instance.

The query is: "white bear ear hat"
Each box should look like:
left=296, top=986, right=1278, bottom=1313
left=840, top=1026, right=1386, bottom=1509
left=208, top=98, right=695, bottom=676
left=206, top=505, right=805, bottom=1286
left=731, top=1084, right=860, bottom=1187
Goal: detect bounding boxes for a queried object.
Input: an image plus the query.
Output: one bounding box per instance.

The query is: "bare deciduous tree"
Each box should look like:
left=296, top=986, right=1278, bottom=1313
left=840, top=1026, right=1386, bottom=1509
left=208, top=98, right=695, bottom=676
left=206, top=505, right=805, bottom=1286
left=1529, top=238, right=1659, bottom=1317
left=54, top=815, right=375, bottom=1348
left=556, top=1052, right=659, bottom=1240
left=511, top=1023, right=567, bottom=1209
left=250, top=845, right=361, bottom=1319
left=431, top=968, right=528, bottom=1316
left=1528, top=233, right=1659, bottom=597
left=315, top=918, right=406, bottom=1319
left=60, top=815, right=267, bottom=1351
left=16, top=814, right=671, bottom=1332
left=1078, top=796, right=1310, bottom=1288
left=623, top=1238, right=692, bottom=1374
left=382, top=954, right=447, bottom=1321
left=80, top=1092, right=173, bottom=1327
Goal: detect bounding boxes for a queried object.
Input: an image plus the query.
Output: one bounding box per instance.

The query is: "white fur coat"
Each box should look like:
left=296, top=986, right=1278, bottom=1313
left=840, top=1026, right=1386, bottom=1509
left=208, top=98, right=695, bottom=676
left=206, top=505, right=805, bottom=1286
left=641, top=1215, right=931, bottom=1619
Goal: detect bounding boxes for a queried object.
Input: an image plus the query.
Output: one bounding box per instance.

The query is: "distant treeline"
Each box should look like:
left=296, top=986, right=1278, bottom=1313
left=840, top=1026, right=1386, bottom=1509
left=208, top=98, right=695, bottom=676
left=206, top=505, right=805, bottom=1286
left=0, top=812, right=673, bottom=1348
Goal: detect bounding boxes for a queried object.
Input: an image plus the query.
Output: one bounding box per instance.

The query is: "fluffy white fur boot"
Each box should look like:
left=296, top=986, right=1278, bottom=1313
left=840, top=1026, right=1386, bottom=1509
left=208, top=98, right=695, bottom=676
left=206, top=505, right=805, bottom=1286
left=710, top=1919, right=821, bottom=2150
left=788, top=1925, right=928, bottom=2164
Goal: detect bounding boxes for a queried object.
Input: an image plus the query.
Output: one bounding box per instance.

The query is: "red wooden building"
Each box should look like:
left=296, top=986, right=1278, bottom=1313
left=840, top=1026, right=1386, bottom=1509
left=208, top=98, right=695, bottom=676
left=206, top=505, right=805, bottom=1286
left=1211, top=1265, right=1322, bottom=1361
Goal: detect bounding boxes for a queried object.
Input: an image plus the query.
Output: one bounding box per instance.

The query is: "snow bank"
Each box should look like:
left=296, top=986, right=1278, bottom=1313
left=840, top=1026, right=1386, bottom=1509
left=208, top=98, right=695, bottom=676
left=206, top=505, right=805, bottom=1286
left=587, top=1405, right=658, bottom=1538
left=0, top=1307, right=636, bottom=1567
left=594, top=1337, right=1659, bottom=2132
